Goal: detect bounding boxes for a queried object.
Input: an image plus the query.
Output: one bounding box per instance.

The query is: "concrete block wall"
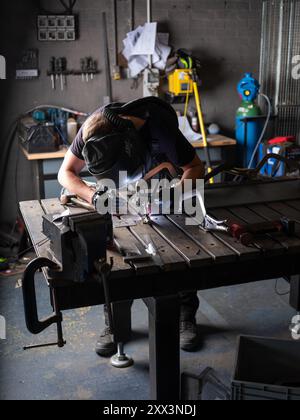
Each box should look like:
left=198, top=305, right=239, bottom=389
left=0, top=0, right=263, bottom=224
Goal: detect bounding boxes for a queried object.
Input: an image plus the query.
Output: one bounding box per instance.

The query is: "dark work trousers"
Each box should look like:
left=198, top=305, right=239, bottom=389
left=104, top=291, right=200, bottom=338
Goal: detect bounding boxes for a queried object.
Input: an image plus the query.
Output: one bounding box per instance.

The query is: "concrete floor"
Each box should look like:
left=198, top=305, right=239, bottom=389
left=0, top=264, right=296, bottom=400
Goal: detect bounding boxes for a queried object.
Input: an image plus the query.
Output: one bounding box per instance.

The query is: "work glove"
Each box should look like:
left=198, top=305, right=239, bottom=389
left=92, top=186, right=111, bottom=215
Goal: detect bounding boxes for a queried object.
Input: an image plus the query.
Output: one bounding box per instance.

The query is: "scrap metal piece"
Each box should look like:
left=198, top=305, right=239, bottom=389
left=144, top=234, right=165, bottom=268
left=114, top=236, right=152, bottom=264
left=113, top=217, right=137, bottom=229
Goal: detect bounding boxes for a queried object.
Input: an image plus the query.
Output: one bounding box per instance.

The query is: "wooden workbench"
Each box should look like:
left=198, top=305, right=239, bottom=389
left=20, top=146, right=90, bottom=200
left=20, top=178, right=300, bottom=400
left=20, top=146, right=68, bottom=161
left=20, top=135, right=236, bottom=199
left=191, top=135, right=236, bottom=182
left=191, top=134, right=236, bottom=149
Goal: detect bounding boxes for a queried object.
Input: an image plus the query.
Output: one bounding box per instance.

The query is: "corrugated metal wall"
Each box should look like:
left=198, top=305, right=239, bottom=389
left=260, top=0, right=300, bottom=141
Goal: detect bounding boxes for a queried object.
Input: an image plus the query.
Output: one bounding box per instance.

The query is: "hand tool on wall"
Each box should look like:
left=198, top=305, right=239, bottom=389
left=79, top=57, right=98, bottom=82
left=55, top=57, right=67, bottom=91
left=16, top=49, right=39, bottom=80
left=88, top=57, right=96, bottom=80
left=82, top=57, right=88, bottom=82
left=80, top=58, right=85, bottom=82
left=49, top=57, right=56, bottom=89
left=55, top=58, right=62, bottom=91
left=61, top=57, right=67, bottom=89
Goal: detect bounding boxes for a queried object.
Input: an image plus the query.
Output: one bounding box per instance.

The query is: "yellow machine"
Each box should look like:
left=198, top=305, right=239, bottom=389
left=168, top=69, right=194, bottom=96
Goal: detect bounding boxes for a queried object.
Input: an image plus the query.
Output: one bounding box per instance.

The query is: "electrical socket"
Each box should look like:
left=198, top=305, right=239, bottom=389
left=37, top=15, right=77, bottom=41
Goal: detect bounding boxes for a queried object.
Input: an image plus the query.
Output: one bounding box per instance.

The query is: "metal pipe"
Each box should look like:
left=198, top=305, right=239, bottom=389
left=113, top=0, right=118, bottom=67
left=102, top=12, right=112, bottom=101
left=129, top=0, right=134, bottom=31
left=147, top=0, right=152, bottom=23
left=147, top=0, right=153, bottom=68
left=274, top=1, right=284, bottom=111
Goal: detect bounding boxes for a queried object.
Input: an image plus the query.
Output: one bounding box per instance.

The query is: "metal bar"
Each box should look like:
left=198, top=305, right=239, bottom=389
left=147, top=0, right=152, bottom=67
left=112, top=0, right=118, bottom=67
left=129, top=0, right=134, bottom=31
left=102, top=12, right=112, bottom=101
left=147, top=0, right=152, bottom=22
left=259, top=0, right=268, bottom=93
left=274, top=0, right=284, bottom=111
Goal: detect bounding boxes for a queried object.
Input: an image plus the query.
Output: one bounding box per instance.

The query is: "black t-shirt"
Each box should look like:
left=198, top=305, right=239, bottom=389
left=70, top=105, right=196, bottom=170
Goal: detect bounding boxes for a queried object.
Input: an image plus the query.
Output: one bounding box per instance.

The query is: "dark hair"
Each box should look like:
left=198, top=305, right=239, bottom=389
left=82, top=112, right=114, bottom=143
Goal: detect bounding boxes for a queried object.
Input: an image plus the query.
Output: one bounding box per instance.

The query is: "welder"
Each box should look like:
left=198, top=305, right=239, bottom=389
left=58, top=97, right=205, bottom=355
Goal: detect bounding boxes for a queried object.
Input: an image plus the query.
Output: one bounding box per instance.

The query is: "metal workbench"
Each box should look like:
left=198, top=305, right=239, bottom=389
left=20, top=178, right=300, bottom=400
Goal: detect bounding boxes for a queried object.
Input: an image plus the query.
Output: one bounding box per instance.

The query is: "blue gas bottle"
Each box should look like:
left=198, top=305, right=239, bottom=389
left=236, top=73, right=263, bottom=168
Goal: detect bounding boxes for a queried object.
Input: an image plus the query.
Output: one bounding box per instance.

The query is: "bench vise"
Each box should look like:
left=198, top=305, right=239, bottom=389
left=42, top=211, right=113, bottom=282
left=22, top=211, right=113, bottom=350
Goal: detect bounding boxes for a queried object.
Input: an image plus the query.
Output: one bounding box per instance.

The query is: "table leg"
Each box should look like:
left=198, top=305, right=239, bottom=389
left=33, top=160, right=45, bottom=200
left=290, top=275, right=300, bottom=311
left=112, top=300, right=133, bottom=343
left=144, top=295, right=180, bottom=400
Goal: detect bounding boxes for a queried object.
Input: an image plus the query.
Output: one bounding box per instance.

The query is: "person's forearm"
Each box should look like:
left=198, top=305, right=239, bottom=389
left=58, top=169, right=95, bottom=204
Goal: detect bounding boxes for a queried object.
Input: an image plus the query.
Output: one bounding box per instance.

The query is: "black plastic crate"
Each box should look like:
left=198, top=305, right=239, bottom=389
left=232, top=335, right=300, bottom=400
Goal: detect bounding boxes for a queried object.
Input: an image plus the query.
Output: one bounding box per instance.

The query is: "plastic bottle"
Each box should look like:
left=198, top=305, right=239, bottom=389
left=192, top=116, right=199, bottom=132
left=58, top=111, right=68, bottom=145
left=67, top=117, right=78, bottom=144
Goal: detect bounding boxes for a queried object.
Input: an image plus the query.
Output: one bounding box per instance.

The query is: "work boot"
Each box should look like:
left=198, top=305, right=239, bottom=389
left=95, top=327, right=117, bottom=357
left=180, top=319, right=200, bottom=352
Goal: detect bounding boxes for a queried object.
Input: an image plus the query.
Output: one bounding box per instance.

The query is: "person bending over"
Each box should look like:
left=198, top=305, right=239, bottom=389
left=58, top=97, right=205, bottom=355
